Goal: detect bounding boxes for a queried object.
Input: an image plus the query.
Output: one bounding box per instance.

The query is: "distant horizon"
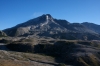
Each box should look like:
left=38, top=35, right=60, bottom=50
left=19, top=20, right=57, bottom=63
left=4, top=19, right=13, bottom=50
left=0, top=0, right=100, bottom=30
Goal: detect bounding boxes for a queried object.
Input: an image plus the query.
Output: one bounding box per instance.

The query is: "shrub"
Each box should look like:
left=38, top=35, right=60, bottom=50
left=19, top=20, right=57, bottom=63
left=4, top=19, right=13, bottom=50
left=0, top=39, right=12, bottom=44
left=7, top=42, right=34, bottom=53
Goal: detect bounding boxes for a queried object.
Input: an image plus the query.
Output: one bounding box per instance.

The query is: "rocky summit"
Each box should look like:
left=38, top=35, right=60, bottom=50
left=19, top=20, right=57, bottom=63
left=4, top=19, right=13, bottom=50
left=3, top=14, right=100, bottom=40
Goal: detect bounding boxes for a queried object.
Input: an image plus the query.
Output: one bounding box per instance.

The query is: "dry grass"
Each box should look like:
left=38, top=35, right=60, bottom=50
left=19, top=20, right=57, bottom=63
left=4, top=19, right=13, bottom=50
left=0, top=51, right=56, bottom=66
left=76, top=54, right=100, bottom=66
left=0, top=60, right=28, bottom=66
left=78, top=57, right=90, bottom=66
left=88, top=55, right=100, bottom=66
left=1, top=39, right=100, bottom=66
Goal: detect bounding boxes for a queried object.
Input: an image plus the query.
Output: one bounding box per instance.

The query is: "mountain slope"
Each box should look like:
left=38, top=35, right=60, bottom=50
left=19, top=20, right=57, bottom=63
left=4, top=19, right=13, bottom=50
left=4, top=14, right=67, bottom=37
left=82, top=22, right=100, bottom=33
left=3, top=14, right=100, bottom=40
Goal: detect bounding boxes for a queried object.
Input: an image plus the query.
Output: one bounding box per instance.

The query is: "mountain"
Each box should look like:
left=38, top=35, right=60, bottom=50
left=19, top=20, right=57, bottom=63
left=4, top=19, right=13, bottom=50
left=82, top=22, right=100, bottom=33
left=3, top=14, right=100, bottom=40
left=1, top=14, right=100, bottom=66
left=0, top=31, right=7, bottom=37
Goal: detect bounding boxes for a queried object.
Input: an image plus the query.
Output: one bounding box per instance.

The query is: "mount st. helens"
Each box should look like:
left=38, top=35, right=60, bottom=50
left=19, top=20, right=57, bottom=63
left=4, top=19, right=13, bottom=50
left=1, top=14, right=100, bottom=66
left=3, top=14, right=100, bottom=40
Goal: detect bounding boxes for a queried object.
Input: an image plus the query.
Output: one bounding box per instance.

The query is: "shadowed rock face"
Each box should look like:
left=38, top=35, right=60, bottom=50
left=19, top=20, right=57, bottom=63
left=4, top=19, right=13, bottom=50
left=3, top=14, right=100, bottom=40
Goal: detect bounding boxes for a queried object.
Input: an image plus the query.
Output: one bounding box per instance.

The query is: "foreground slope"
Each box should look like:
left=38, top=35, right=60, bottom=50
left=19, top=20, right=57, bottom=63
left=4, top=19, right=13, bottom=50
left=0, top=38, right=99, bottom=66
left=0, top=42, right=57, bottom=66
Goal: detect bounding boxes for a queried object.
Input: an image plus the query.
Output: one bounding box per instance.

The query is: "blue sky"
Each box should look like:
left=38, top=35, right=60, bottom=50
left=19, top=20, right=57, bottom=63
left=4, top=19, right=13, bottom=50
left=0, top=0, right=100, bottom=30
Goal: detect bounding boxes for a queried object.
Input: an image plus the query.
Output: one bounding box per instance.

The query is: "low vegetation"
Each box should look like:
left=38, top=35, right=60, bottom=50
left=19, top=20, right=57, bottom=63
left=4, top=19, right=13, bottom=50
left=5, top=39, right=100, bottom=66
left=7, top=42, right=35, bottom=52
left=0, top=39, right=12, bottom=44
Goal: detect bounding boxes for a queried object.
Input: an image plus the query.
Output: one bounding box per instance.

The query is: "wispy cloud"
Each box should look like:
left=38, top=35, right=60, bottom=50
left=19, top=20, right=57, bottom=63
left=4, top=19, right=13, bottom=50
left=33, top=12, right=44, bottom=17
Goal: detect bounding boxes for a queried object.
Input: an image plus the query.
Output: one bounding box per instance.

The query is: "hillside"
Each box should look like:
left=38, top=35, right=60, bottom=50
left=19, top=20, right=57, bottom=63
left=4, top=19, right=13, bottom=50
left=82, top=22, right=100, bottom=33
left=0, top=38, right=100, bottom=66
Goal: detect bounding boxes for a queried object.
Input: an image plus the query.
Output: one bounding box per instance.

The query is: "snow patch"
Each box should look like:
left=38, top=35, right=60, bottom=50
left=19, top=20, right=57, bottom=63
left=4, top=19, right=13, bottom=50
left=41, top=22, right=49, bottom=26
left=46, top=15, right=49, bottom=20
